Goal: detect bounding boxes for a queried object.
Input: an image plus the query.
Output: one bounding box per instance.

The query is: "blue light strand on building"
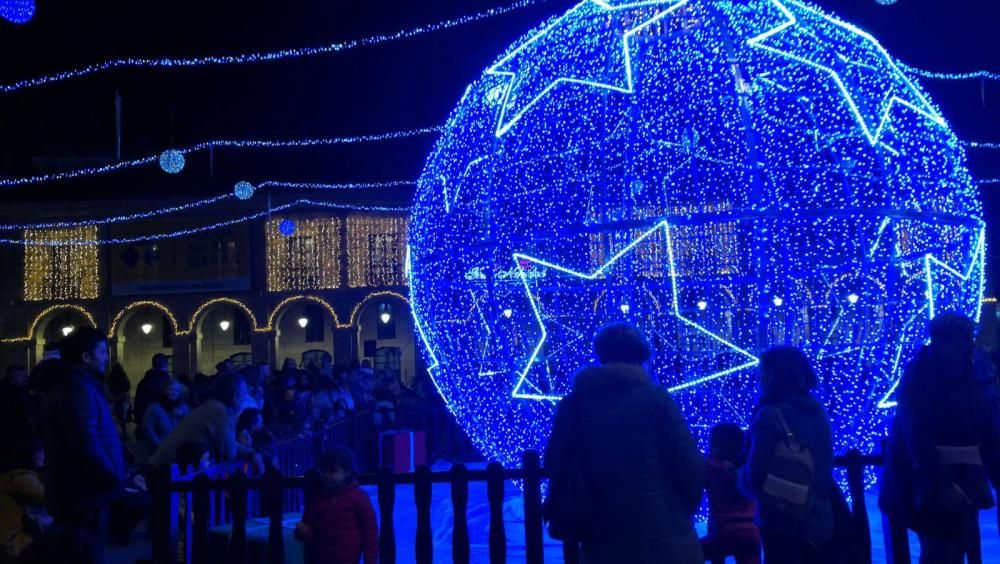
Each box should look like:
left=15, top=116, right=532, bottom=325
left=9, top=200, right=409, bottom=246
left=0, top=0, right=34, bottom=24
left=0, top=179, right=416, bottom=231
left=0, top=0, right=551, bottom=94
left=408, top=0, right=984, bottom=478
left=0, top=126, right=440, bottom=188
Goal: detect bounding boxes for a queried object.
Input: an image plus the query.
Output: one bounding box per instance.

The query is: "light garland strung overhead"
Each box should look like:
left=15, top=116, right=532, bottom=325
left=0, top=179, right=415, bottom=231
left=900, top=63, right=1000, bottom=82
left=9, top=199, right=409, bottom=246
left=0, top=0, right=551, bottom=94
left=0, top=126, right=440, bottom=188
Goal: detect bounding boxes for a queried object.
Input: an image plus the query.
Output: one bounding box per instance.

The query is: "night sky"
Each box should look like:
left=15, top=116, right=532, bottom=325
left=1, top=0, right=998, bottom=252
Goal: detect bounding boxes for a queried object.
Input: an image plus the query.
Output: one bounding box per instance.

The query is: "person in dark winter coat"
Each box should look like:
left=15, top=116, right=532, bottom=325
left=133, top=353, right=171, bottom=435
left=739, top=346, right=834, bottom=564
left=295, top=447, right=378, bottom=564
left=545, top=323, right=705, bottom=564
left=42, top=327, right=125, bottom=562
left=139, top=379, right=190, bottom=454
left=106, top=363, right=132, bottom=440
left=879, top=313, right=1000, bottom=563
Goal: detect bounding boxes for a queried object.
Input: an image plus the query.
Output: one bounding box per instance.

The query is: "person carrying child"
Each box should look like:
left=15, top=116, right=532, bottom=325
left=294, top=447, right=378, bottom=564
left=700, top=423, right=760, bottom=564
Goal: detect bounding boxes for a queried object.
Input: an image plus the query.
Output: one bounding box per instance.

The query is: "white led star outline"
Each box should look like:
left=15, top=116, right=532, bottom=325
left=510, top=220, right=759, bottom=401
left=924, top=227, right=986, bottom=322
left=747, top=0, right=946, bottom=146
left=487, top=0, right=689, bottom=137
left=876, top=227, right=985, bottom=409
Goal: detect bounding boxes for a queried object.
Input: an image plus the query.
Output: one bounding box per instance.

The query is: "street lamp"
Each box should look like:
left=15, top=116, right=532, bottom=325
left=847, top=293, right=860, bottom=304
left=380, top=312, right=392, bottom=324
left=298, top=317, right=309, bottom=329
left=619, top=303, right=630, bottom=314
left=697, top=300, right=708, bottom=311
left=502, top=308, right=513, bottom=319
left=141, top=323, right=153, bottom=335
left=61, top=326, right=74, bottom=337
left=219, top=320, right=231, bottom=332
left=772, top=296, right=784, bottom=307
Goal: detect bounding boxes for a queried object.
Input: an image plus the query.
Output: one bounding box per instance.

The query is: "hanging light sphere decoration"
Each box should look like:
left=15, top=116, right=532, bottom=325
left=158, top=149, right=186, bottom=174
left=0, top=0, right=35, bottom=24
left=408, top=0, right=983, bottom=474
left=234, top=181, right=256, bottom=200
left=278, top=219, right=297, bottom=237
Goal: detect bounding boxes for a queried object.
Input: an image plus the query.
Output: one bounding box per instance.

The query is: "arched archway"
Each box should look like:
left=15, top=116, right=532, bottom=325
left=111, top=302, right=178, bottom=385
left=352, top=292, right=416, bottom=385
left=191, top=299, right=257, bottom=375
left=269, top=296, right=340, bottom=370
left=30, top=305, right=96, bottom=366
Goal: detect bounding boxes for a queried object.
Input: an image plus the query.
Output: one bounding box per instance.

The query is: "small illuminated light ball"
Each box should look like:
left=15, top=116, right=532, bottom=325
left=0, top=0, right=35, bottom=24
left=234, top=181, right=256, bottom=200
left=502, top=308, right=514, bottom=319
left=297, top=317, right=309, bottom=329
left=61, top=326, right=74, bottom=337
left=619, top=303, right=631, bottom=315
left=847, top=293, right=861, bottom=304
left=278, top=219, right=297, bottom=237
left=697, top=301, right=709, bottom=311
left=772, top=297, right=784, bottom=307
left=219, top=320, right=231, bottom=332
left=159, top=149, right=186, bottom=174
left=140, top=323, right=154, bottom=335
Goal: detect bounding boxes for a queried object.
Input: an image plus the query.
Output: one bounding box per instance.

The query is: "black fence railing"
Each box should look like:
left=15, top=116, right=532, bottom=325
left=150, top=450, right=993, bottom=564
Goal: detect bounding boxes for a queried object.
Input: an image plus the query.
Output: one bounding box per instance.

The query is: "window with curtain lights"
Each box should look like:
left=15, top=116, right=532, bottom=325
left=24, top=226, right=100, bottom=301
left=266, top=217, right=342, bottom=291
left=347, top=215, right=408, bottom=287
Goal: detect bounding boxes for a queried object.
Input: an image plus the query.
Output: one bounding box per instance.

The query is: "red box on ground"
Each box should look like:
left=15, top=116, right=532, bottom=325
left=379, top=431, right=427, bottom=473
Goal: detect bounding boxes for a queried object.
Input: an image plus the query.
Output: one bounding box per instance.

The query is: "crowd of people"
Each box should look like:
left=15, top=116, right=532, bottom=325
left=0, top=327, right=429, bottom=563
left=545, top=314, right=1000, bottom=564
left=1, top=312, right=998, bottom=563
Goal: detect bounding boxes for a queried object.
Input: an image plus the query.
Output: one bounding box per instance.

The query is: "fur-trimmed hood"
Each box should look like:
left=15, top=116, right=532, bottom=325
left=572, top=362, right=651, bottom=393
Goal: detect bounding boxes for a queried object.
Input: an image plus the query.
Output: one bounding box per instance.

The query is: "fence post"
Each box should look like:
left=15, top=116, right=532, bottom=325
left=845, top=450, right=872, bottom=564
left=523, top=451, right=544, bottom=564
left=451, top=464, right=470, bottom=564
left=378, top=467, right=397, bottom=564
left=415, top=465, right=434, bottom=564
left=151, top=464, right=180, bottom=564
left=229, top=470, right=249, bottom=564
left=486, top=462, right=507, bottom=564
left=883, top=512, right=910, bottom=564
left=192, top=473, right=211, bottom=564
left=266, top=469, right=285, bottom=564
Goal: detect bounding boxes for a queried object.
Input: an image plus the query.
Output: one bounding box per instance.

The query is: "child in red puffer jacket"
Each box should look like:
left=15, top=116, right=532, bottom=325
left=701, top=423, right=761, bottom=564
left=295, top=448, right=378, bottom=564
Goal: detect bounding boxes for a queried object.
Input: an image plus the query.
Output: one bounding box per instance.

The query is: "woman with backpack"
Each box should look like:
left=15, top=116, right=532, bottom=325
left=880, top=313, right=1000, bottom=563
left=740, top=346, right=834, bottom=563
left=545, top=323, right=705, bottom=563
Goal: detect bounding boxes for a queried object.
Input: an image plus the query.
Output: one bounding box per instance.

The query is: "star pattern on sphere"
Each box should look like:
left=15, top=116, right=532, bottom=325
left=747, top=0, right=945, bottom=146
left=511, top=221, right=759, bottom=401
left=486, top=0, right=689, bottom=137
left=876, top=227, right=985, bottom=409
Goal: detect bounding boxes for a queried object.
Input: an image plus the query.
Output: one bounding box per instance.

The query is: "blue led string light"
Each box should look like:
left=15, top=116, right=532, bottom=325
left=0, top=179, right=416, bottom=231
left=900, top=63, right=1000, bottom=82
left=964, top=141, right=1000, bottom=150
left=0, top=127, right=440, bottom=188
left=408, top=0, right=984, bottom=479
left=11, top=199, right=409, bottom=246
left=0, top=0, right=551, bottom=94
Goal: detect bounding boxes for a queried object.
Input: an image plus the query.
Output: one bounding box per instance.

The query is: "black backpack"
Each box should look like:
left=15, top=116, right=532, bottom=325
left=760, top=407, right=815, bottom=520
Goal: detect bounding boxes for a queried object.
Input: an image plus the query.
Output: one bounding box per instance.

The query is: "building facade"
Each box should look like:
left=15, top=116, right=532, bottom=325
left=0, top=199, right=419, bottom=387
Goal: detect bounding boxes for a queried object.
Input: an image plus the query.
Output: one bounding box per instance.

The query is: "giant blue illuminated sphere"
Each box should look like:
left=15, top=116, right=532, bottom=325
left=409, top=0, right=984, bottom=469
left=0, top=0, right=35, bottom=24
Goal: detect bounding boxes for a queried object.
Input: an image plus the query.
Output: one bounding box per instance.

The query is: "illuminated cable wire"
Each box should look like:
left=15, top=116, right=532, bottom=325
left=900, top=63, right=1000, bottom=82
left=9, top=199, right=410, bottom=246
left=0, top=127, right=440, bottom=188
left=0, top=179, right=417, bottom=231
left=976, top=178, right=1000, bottom=186
left=0, top=0, right=552, bottom=94
left=963, top=141, right=1000, bottom=150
